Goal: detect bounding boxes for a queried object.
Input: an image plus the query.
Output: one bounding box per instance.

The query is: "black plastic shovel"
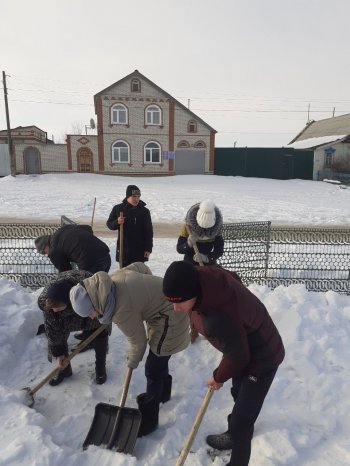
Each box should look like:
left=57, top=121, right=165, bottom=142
left=82, top=367, right=141, bottom=454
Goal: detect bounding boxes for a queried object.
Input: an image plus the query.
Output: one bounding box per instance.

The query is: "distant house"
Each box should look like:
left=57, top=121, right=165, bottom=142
left=0, top=71, right=216, bottom=176
left=288, top=114, right=350, bottom=181
left=0, top=125, right=67, bottom=175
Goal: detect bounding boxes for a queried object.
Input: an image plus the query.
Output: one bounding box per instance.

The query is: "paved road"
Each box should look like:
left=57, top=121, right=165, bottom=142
left=0, top=217, right=181, bottom=238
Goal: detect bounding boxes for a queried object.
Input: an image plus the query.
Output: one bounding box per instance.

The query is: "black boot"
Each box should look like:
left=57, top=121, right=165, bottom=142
left=94, top=333, right=108, bottom=384
left=136, top=393, right=159, bottom=437
left=74, top=330, right=92, bottom=341
left=160, top=375, right=172, bottom=403
left=206, top=431, right=233, bottom=450
left=49, top=364, right=73, bottom=386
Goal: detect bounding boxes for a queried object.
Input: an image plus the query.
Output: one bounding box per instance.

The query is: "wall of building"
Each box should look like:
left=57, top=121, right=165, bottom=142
left=14, top=143, right=68, bottom=173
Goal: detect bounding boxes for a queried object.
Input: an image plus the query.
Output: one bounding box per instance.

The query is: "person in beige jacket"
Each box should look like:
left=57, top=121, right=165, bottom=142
left=69, top=262, right=190, bottom=436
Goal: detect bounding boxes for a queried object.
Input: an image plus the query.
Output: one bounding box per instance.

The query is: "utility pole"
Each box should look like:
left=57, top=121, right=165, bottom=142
left=2, top=71, right=15, bottom=176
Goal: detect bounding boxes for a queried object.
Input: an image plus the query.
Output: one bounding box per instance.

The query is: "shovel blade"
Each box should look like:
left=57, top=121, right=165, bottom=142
left=83, top=403, right=141, bottom=454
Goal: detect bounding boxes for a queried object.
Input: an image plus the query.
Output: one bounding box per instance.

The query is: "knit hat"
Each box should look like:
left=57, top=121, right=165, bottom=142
left=46, top=281, right=73, bottom=305
left=196, top=200, right=216, bottom=228
left=126, top=185, right=141, bottom=197
left=34, top=235, right=51, bottom=254
left=69, top=284, right=95, bottom=318
left=163, top=261, right=198, bottom=303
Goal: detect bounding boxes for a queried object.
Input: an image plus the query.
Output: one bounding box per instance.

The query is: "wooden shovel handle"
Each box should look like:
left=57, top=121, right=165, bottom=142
left=119, top=212, right=124, bottom=268
left=185, top=224, right=204, bottom=266
left=119, top=367, right=133, bottom=408
left=175, top=387, right=214, bottom=466
left=28, top=324, right=108, bottom=396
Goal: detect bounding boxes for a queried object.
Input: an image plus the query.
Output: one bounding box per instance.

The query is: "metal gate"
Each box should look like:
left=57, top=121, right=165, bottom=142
left=24, top=147, right=41, bottom=174
left=174, top=150, right=205, bottom=174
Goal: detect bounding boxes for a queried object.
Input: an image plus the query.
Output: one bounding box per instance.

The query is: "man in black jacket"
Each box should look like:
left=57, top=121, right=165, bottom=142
left=106, top=185, right=153, bottom=267
left=35, top=224, right=111, bottom=274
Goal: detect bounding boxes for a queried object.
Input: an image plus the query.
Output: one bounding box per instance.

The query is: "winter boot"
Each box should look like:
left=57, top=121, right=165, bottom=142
left=49, top=364, right=73, bottom=386
left=94, top=333, right=108, bottom=384
left=206, top=430, right=233, bottom=450
left=160, top=375, right=172, bottom=403
left=136, top=393, right=159, bottom=437
left=74, top=330, right=92, bottom=341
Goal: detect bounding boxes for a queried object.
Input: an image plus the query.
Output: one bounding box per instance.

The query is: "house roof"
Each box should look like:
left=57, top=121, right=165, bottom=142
left=94, top=69, right=216, bottom=132
left=288, top=134, right=347, bottom=149
left=289, top=113, right=350, bottom=145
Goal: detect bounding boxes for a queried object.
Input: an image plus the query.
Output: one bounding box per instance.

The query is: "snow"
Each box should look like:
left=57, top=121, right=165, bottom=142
left=0, top=174, right=350, bottom=466
left=287, top=135, right=347, bottom=150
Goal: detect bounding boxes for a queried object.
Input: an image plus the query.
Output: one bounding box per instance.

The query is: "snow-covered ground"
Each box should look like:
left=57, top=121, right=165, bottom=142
left=0, top=174, right=349, bottom=466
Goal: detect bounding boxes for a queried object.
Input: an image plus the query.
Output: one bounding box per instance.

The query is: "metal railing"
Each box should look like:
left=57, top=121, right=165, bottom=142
left=0, top=219, right=349, bottom=294
left=218, top=222, right=350, bottom=294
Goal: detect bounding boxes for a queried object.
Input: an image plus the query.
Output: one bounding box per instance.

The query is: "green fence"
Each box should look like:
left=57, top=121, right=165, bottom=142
left=214, top=147, right=314, bottom=180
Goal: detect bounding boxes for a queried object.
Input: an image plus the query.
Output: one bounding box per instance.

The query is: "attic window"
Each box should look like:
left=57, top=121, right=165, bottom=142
left=131, top=78, right=141, bottom=93
left=188, top=120, right=197, bottom=133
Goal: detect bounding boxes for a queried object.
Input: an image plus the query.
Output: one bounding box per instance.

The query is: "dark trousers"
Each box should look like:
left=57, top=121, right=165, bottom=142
left=227, top=368, right=277, bottom=466
left=144, top=348, right=171, bottom=403
left=87, top=255, right=111, bottom=274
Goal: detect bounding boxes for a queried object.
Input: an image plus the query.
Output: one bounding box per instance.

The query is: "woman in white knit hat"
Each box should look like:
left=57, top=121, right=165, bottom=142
left=176, top=200, right=224, bottom=266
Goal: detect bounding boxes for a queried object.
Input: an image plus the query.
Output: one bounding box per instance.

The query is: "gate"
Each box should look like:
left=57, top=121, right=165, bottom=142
left=24, top=147, right=41, bottom=174
left=174, top=150, right=205, bottom=174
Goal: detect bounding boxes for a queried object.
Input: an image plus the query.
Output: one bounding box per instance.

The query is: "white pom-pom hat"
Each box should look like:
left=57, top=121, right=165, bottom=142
left=196, top=200, right=216, bottom=228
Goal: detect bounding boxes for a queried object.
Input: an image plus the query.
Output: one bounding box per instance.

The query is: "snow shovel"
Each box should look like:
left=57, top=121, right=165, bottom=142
left=82, top=367, right=141, bottom=454
left=23, top=324, right=108, bottom=407
left=175, top=386, right=214, bottom=466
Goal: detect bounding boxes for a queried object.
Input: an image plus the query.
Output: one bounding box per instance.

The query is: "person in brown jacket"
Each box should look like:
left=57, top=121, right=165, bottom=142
left=163, top=261, right=285, bottom=466
left=69, top=262, right=190, bottom=437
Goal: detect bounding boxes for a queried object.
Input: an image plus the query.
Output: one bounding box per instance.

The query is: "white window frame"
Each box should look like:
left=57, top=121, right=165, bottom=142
left=146, top=105, right=161, bottom=125
left=112, top=140, right=130, bottom=163
left=144, top=141, right=161, bottom=164
left=111, top=104, right=128, bottom=124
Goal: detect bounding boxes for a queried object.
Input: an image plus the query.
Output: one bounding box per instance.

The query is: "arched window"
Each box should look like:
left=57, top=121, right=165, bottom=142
left=111, top=104, right=128, bottom=124
left=131, top=78, right=141, bottom=92
left=144, top=141, right=161, bottom=164
left=146, top=105, right=161, bottom=125
left=187, top=120, right=197, bottom=133
left=194, top=140, right=206, bottom=148
left=112, top=140, right=130, bottom=163
left=177, top=140, right=190, bottom=149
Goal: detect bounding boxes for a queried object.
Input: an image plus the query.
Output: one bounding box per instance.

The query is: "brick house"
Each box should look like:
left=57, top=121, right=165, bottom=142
left=1, top=71, right=216, bottom=176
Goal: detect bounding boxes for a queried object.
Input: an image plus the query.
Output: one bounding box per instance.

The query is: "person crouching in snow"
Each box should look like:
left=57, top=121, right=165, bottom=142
left=176, top=200, right=224, bottom=266
left=163, top=261, right=285, bottom=466
left=69, top=262, right=190, bottom=437
left=37, top=270, right=110, bottom=386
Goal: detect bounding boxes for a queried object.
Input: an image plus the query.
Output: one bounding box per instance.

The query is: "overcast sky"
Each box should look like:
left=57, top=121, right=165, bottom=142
left=1, top=0, right=350, bottom=147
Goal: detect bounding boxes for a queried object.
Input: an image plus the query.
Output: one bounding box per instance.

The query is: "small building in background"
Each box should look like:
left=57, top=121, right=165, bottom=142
left=288, top=114, right=350, bottom=181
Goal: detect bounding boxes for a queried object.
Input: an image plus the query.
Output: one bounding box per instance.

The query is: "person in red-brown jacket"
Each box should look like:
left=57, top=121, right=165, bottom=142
left=163, top=261, right=285, bottom=466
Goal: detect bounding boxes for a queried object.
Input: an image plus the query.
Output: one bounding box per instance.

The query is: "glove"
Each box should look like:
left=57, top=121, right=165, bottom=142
left=193, top=253, right=209, bottom=264
left=187, top=233, right=199, bottom=248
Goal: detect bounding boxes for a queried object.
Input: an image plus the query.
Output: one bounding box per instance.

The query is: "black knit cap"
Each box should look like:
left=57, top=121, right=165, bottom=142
left=126, top=185, right=141, bottom=197
left=34, top=235, right=51, bottom=254
left=163, top=261, right=198, bottom=302
left=46, top=281, right=73, bottom=305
